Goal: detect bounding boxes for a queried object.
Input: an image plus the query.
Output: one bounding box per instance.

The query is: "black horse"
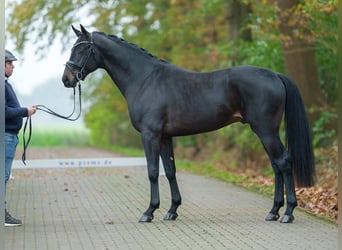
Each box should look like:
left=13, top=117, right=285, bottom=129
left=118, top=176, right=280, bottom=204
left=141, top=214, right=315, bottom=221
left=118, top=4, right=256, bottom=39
left=62, top=25, right=315, bottom=223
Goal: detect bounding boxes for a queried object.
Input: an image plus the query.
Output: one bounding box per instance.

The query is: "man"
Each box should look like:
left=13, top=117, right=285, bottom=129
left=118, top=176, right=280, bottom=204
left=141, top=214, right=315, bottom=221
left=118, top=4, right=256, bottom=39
left=5, top=49, right=37, bottom=226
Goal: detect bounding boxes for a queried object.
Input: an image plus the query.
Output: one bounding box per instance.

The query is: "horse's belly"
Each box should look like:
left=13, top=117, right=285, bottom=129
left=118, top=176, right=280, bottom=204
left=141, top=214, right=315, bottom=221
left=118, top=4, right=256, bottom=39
left=164, top=112, right=240, bottom=136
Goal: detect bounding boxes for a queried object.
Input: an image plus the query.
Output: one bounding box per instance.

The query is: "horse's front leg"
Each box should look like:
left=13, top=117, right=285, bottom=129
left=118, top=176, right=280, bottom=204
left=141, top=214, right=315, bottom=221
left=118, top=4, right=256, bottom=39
left=160, top=137, right=181, bottom=221
left=139, top=131, right=161, bottom=223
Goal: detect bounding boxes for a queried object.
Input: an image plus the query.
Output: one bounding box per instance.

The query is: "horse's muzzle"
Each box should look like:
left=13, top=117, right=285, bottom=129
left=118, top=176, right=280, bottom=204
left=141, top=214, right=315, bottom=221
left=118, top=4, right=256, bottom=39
left=62, top=70, right=77, bottom=88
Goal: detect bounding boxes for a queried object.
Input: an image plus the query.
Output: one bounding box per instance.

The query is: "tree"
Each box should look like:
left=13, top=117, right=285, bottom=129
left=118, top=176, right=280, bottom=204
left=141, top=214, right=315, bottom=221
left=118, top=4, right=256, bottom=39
left=227, top=0, right=252, bottom=41
left=5, top=0, right=337, bottom=148
left=276, top=0, right=324, bottom=108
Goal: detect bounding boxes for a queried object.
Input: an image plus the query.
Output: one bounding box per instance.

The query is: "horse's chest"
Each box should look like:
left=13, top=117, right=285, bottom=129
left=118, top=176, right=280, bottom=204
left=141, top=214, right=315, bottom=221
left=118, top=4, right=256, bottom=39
left=127, top=104, right=164, bottom=131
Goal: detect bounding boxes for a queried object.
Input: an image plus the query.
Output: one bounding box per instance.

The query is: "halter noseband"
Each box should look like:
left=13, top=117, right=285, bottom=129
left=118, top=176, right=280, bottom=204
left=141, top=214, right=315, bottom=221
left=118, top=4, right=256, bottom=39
left=66, top=33, right=95, bottom=82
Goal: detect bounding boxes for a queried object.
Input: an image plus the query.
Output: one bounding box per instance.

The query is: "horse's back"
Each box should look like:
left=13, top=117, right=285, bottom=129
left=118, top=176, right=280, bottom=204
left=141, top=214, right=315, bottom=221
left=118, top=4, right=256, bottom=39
left=228, top=66, right=284, bottom=94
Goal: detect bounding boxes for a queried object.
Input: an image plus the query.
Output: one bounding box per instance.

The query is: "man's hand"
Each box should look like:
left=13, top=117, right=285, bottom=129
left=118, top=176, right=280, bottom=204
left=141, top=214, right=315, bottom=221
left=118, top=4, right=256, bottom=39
left=27, top=106, right=37, bottom=116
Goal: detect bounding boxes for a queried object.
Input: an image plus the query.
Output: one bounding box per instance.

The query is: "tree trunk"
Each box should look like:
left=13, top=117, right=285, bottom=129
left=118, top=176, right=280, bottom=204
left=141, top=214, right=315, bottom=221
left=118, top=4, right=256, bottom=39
left=277, top=0, right=325, bottom=109
left=227, top=0, right=252, bottom=41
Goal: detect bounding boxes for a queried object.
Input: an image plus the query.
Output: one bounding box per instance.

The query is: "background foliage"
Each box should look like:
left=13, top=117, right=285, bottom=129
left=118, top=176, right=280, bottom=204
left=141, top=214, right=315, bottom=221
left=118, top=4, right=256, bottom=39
left=6, top=0, right=337, bottom=160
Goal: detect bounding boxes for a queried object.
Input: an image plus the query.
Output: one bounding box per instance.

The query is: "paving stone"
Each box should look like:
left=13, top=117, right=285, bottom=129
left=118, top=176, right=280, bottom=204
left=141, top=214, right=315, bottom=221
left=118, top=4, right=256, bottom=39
left=5, top=166, right=338, bottom=250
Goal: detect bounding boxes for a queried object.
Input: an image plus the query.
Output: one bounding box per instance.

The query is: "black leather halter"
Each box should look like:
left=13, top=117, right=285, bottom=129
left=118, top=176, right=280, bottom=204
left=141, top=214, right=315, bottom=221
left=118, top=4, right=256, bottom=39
left=65, top=33, right=95, bottom=82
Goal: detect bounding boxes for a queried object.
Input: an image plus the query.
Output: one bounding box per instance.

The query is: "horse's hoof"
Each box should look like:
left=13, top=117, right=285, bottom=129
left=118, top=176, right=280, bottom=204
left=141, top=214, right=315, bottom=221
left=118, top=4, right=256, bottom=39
left=265, top=213, right=280, bottom=221
left=280, top=214, right=294, bottom=223
left=139, top=214, right=153, bottom=223
left=163, top=212, right=178, bottom=221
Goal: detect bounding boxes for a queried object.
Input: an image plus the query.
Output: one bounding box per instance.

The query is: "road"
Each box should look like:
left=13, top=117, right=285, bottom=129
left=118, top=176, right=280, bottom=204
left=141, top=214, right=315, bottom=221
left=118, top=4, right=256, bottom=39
left=5, top=147, right=338, bottom=250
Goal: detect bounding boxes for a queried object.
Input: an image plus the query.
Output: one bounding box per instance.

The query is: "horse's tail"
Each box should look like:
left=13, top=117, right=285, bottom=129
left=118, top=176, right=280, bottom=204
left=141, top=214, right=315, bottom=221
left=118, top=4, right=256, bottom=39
left=277, top=73, right=315, bottom=187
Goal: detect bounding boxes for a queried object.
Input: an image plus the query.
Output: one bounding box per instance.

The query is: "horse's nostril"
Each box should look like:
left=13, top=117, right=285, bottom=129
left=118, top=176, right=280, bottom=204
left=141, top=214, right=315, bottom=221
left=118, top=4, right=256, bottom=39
left=62, top=76, right=70, bottom=87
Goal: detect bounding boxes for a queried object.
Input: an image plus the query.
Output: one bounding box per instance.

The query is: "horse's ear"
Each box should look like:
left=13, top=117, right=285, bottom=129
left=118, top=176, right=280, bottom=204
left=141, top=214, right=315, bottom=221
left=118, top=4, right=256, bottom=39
left=72, top=25, right=81, bottom=37
left=80, top=25, right=89, bottom=35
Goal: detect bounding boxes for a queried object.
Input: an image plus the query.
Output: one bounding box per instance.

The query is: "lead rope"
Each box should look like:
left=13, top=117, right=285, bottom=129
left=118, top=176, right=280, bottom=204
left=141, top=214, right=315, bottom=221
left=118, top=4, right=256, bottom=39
left=22, top=84, right=82, bottom=164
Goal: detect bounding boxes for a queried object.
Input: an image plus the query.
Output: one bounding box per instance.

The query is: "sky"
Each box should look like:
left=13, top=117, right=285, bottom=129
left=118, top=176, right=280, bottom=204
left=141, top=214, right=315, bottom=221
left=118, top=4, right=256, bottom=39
left=5, top=1, right=93, bottom=96
left=6, top=42, right=69, bottom=95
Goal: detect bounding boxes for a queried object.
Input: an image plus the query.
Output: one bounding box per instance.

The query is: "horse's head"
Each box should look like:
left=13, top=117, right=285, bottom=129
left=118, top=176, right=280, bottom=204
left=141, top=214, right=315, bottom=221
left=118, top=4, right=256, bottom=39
left=62, top=25, right=99, bottom=88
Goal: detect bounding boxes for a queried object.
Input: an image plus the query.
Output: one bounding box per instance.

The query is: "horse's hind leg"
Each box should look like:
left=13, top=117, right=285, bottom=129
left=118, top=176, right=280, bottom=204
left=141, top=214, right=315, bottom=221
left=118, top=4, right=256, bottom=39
left=252, top=125, right=297, bottom=223
left=265, top=151, right=284, bottom=222
left=160, top=137, right=182, bottom=220
left=274, top=151, right=297, bottom=223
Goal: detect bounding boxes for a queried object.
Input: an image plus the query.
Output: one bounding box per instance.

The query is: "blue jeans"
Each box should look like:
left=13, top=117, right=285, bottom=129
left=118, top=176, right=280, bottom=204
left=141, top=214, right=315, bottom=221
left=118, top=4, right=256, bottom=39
left=5, top=133, right=18, bottom=210
left=5, top=133, right=18, bottom=184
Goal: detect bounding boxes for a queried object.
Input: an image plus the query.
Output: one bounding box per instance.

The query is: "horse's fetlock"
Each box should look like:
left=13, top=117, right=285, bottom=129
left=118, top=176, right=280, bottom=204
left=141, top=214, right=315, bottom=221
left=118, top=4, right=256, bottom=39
left=287, top=199, right=297, bottom=208
left=274, top=200, right=284, bottom=208
left=172, top=198, right=182, bottom=206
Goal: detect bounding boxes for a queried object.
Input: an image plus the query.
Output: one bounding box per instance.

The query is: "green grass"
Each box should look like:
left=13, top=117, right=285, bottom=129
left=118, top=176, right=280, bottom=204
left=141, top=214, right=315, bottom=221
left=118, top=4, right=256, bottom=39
left=18, top=125, right=90, bottom=147
left=100, top=144, right=145, bottom=157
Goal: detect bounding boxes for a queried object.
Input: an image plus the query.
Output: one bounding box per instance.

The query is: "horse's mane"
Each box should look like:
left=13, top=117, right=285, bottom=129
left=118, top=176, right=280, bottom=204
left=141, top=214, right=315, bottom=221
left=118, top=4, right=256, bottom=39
left=95, top=31, right=169, bottom=64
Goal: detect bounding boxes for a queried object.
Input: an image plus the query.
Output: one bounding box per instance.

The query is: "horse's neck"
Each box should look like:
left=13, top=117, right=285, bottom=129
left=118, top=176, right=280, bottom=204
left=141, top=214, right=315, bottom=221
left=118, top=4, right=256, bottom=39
left=97, top=36, right=158, bottom=97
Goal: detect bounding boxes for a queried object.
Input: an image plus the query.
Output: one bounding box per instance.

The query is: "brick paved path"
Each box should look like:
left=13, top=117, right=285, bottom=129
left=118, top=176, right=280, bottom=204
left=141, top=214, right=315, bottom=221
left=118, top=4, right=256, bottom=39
left=5, top=164, right=337, bottom=250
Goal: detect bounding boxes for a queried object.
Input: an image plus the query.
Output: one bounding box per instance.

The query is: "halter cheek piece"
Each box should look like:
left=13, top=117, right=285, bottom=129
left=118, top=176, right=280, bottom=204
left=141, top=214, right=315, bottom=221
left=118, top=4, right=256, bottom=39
left=66, top=33, right=96, bottom=82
